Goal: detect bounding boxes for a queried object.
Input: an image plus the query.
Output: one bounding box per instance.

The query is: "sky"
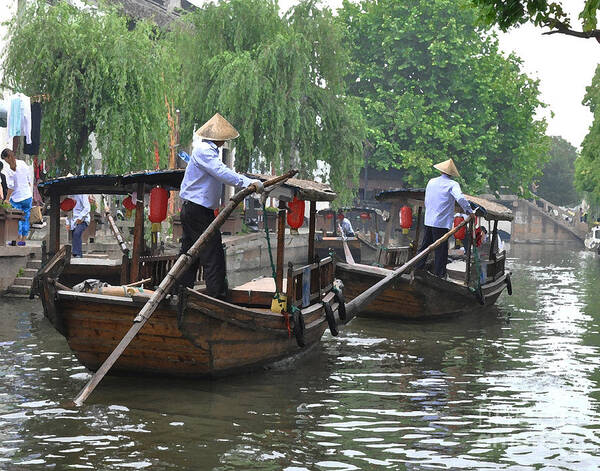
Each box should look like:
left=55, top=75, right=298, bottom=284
left=190, top=0, right=599, bottom=149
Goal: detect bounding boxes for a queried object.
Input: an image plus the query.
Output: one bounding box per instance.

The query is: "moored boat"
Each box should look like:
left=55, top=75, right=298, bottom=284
left=337, top=189, right=513, bottom=320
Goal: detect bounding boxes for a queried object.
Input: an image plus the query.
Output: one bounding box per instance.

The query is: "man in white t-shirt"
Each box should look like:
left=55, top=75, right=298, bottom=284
left=1, top=148, right=33, bottom=245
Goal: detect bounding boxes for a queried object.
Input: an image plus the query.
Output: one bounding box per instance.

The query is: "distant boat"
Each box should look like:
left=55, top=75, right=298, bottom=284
left=584, top=226, right=600, bottom=253
left=337, top=189, right=513, bottom=320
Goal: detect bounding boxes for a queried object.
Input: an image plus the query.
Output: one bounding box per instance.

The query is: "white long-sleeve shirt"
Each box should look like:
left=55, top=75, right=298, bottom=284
left=179, top=140, right=253, bottom=209
left=424, top=174, right=473, bottom=229
left=70, top=194, right=91, bottom=226
left=6, top=159, right=33, bottom=203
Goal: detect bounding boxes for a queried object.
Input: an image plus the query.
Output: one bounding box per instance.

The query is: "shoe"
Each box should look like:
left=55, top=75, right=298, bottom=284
left=17, top=241, right=25, bottom=246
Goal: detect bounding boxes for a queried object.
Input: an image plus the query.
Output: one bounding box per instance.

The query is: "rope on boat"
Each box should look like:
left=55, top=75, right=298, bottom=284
left=262, top=200, right=292, bottom=339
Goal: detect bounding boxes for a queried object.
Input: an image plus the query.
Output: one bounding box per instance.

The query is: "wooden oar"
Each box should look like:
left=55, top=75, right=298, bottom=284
left=73, top=169, right=298, bottom=406
left=338, top=223, right=356, bottom=265
left=345, top=213, right=475, bottom=318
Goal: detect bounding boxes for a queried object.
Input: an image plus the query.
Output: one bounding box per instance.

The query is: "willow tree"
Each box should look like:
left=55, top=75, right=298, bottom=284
left=338, top=0, right=549, bottom=194
left=576, top=65, right=600, bottom=208
left=172, top=0, right=365, bottom=201
left=2, top=0, right=176, bottom=175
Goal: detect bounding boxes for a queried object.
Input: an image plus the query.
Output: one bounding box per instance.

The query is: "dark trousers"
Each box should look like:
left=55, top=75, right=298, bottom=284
left=415, top=225, right=449, bottom=277
left=71, top=222, right=88, bottom=257
left=179, top=200, right=226, bottom=298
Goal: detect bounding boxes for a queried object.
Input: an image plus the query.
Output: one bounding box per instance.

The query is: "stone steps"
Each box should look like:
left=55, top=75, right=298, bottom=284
left=6, top=284, right=31, bottom=296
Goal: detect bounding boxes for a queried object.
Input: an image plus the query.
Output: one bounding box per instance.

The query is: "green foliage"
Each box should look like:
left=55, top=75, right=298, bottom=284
left=576, top=65, right=600, bottom=208
left=470, top=0, right=600, bottom=37
left=171, top=0, right=365, bottom=202
left=338, top=0, right=549, bottom=194
left=536, top=136, right=579, bottom=206
left=2, top=0, right=176, bottom=175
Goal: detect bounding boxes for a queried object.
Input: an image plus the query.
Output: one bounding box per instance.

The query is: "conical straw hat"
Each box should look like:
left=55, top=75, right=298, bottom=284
left=195, top=113, right=239, bottom=141
left=433, top=158, right=460, bottom=178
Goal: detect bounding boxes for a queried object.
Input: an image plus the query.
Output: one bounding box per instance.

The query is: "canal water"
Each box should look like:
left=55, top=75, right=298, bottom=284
left=1, top=244, right=599, bottom=470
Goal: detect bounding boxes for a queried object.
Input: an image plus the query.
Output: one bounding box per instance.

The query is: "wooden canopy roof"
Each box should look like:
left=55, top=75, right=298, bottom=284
left=39, top=169, right=337, bottom=202
left=376, top=188, right=513, bottom=221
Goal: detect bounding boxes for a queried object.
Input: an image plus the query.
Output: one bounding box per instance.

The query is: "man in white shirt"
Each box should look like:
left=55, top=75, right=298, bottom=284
left=179, top=113, right=262, bottom=298
left=338, top=213, right=355, bottom=237
left=415, top=159, right=473, bottom=278
left=67, top=194, right=92, bottom=257
left=2, top=148, right=33, bottom=245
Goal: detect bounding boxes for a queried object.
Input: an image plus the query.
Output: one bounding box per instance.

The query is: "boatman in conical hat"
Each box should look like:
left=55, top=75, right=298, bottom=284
left=415, top=158, right=473, bottom=278
left=179, top=113, right=262, bottom=298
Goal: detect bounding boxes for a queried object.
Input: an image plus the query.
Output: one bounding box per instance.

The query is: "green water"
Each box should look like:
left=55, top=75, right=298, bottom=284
left=0, top=244, right=599, bottom=470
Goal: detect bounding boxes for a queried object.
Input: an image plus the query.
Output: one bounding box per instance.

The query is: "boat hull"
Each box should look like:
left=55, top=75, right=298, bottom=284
left=337, top=262, right=508, bottom=320
left=44, top=289, right=329, bottom=378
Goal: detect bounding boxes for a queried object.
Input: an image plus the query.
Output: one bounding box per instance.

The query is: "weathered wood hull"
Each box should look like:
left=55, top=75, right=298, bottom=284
left=42, top=289, right=329, bottom=378
left=338, top=262, right=508, bottom=320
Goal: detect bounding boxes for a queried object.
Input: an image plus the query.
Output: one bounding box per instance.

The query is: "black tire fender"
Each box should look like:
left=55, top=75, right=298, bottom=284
left=323, top=301, right=338, bottom=336
left=333, top=289, right=347, bottom=322
left=292, top=308, right=306, bottom=348
left=505, top=273, right=513, bottom=296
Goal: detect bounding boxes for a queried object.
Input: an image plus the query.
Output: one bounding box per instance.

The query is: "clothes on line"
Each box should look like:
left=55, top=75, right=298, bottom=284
left=23, top=102, right=42, bottom=155
left=6, top=93, right=32, bottom=145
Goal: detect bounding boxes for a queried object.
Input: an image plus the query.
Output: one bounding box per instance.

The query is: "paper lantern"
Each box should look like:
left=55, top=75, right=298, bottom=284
left=122, top=196, right=136, bottom=211
left=453, top=216, right=466, bottom=240
left=360, top=212, right=370, bottom=220
left=60, top=197, right=75, bottom=212
left=325, top=212, right=334, bottom=220
left=287, top=197, right=305, bottom=229
left=400, top=206, right=412, bottom=234
left=149, top=187, right=168, bottom=224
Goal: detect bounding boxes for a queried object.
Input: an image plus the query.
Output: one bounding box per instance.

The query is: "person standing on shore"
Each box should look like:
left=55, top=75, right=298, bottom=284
left=1, top=148, right=33, bottom=245
left=67, top=194, right=93, bottom=258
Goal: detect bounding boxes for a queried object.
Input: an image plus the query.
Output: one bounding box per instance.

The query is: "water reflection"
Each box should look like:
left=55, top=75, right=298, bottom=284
left=1, top=244, right=600, bottom=469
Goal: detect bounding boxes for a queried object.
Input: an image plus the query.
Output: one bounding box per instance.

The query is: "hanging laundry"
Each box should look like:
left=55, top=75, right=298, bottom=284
left=7, top=93, right=32, bottom=144
left=24, top=102, right=42, bottom=155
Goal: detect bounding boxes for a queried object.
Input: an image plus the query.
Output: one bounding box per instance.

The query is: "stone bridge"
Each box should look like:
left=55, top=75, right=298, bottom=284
left=496, top=194, right=587, bottom=246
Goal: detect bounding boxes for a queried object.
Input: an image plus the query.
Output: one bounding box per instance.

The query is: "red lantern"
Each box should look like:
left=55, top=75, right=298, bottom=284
left=325, top=212, right=334, bottom=220
left=454, top=216, right=466, bottom=240
left=122, top=196, right=136, bottom=211
left=360, top=212, right=370, bottom=220
left=149, top=187, right=168, bottom=224
left=400, top=206, right=412, bottom=234
left=287, top=197, right=305, bottom=229
left=60, top=197, right=76, bottom=212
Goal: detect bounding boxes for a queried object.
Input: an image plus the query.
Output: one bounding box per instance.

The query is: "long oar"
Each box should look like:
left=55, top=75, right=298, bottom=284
left=338, top=223, right=356, bottom=265
left=73, top=169, right=298, bottom=406
left=345, top=213, right=476, bottom=318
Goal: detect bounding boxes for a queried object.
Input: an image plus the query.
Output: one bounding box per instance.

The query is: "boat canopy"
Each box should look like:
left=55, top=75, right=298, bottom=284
left=39, top=169, right=337, bottom=202
left=376, top=189, right=513, bottom=222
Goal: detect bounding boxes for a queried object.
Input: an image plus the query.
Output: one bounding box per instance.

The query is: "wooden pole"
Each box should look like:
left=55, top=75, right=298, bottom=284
left=413, top=206, right=423, bottom=256
left=275, top=199, right=286, bottom=293
left=308, top=200, right=316, bottom=263
left=49, top=193, right=60, bottom=256
left=73, top=170, right=298, bottom=406
left=465, top=218, right=474, bottom=286
left=102, top=196, right=128, bottom=256
left=130, top=183, right=145, bottom=282
left=345, top=214, right=475, bottom=319
left=491, top=219, right=498, bottom=258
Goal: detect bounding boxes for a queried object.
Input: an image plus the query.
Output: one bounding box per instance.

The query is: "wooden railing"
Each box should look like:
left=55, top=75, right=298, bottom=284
left=286, top=256, right=335, bottom=309
left=138, top=254, right=203, bottom=288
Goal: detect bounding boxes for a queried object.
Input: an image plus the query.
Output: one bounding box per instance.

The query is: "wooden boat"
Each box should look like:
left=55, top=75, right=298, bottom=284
left=314, top=207, right=386, bottom=263
left=37, top=171, right=346, bottom=377
left=337, top=189, right=513, bottom=320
